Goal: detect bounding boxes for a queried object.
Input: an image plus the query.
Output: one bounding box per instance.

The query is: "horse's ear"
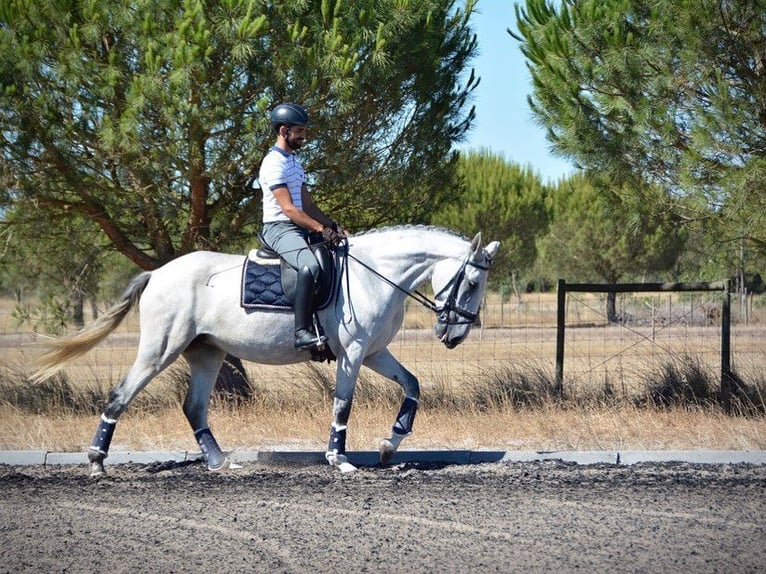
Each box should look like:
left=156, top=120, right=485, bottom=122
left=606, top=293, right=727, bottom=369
left=485, top=241, right=500, bottom=260
left=470, top=232, right=482, bottom=254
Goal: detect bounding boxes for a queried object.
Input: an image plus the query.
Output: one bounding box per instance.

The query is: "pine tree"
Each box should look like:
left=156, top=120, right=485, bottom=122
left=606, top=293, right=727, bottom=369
left=538, top=173, right=687, bottom=322
left=0, top=0, right=479, bottom=269
left=512, top=0, right=766, bottom=255
left=429, top=150, right=550, bottom=286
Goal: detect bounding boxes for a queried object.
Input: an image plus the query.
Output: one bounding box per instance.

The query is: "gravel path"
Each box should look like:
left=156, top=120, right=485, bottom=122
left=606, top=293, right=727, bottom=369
left=1, top=460, right=764, bottom=573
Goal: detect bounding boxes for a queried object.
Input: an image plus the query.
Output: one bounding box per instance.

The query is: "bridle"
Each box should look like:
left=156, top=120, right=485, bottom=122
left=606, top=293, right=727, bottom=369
left=338, top=240, right=493, bottom=328
left=434, top=257, right=492, bottom=327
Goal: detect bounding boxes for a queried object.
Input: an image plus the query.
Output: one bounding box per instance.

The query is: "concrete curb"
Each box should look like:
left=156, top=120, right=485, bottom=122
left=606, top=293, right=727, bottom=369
left=1, top=449, right=765, bottom=467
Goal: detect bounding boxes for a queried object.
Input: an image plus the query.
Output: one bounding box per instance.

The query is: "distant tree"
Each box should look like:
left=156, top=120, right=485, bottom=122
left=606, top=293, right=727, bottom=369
left=512, top=0, right=766, bottom=258
left=429, top=150, right=550, bottom=291
left=674, top=214, right=766, bottom=294
left=1, top=207, right=105, bottom=331
left=538, top=173, right=686, bottom=322
left=0, top=0, right=479, bottom=271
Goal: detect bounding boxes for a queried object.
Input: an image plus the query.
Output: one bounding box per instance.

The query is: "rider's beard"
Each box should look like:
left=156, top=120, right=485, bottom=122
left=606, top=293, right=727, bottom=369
left=286, top=132, right=305, bottom=151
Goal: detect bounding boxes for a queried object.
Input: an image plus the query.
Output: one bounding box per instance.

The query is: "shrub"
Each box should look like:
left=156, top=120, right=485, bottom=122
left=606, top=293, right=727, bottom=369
left=639, top=354, right=714, bottom=408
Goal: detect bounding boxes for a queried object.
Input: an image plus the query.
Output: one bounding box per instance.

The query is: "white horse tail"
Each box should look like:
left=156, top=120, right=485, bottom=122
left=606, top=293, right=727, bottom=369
left=31, top=272, right=152, bottom=383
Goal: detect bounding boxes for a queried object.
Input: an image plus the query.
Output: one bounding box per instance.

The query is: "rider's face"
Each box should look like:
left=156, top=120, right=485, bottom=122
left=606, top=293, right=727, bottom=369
left=283, top=125, right=308, bottom=151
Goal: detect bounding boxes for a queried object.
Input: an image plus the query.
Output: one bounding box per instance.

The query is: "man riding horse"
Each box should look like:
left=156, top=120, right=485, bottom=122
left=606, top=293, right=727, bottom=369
left=31, top=103, right=500, bottom=476
left=258, top=103, right=347, bottom=351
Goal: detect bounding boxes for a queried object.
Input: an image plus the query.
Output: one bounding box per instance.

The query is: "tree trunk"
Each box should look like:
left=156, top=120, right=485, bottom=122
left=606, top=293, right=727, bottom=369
left=606, top=291, right=618, bottom=324
left=214, top=354, right=252, bottom=402
left=72, top=291, right=85, bottom=329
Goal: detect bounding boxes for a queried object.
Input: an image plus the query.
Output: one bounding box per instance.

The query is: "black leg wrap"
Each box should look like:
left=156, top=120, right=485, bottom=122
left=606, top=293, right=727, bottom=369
left=194, top=427, right=225, bottom=469
left=393, top=397, right=418, bottom=435
left=327, top=424, right=347, bottom=455
left=90, top=415, right=117, bottom=457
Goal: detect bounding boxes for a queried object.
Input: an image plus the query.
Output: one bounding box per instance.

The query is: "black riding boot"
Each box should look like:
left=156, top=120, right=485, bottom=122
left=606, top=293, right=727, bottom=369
left=294, top=265, right=327, bottom=350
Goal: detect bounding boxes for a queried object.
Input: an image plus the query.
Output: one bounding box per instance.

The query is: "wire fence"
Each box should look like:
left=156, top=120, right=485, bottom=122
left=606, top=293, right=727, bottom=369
left=1, top=292, right=764, bottom=399
left=382, top=290, right=764, bottom=397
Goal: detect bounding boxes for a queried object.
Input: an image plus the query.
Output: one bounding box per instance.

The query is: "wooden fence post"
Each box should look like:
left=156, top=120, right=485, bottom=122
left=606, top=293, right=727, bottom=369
left=554, top=280, right=729, bottom=399
left=555, top=279, right=566, bottom=395
left=721, top=279, right=733, bottom=397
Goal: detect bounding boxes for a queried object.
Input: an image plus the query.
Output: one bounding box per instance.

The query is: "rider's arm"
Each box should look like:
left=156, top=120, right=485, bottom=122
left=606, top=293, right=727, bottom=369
left=301, top=185, right=334, bottom=229
left=271, top=185, right=325, bottom=232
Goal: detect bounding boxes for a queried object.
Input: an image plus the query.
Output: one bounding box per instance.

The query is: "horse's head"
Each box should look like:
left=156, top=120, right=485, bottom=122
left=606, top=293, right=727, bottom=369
left=432, top=233, right=500, bottom=349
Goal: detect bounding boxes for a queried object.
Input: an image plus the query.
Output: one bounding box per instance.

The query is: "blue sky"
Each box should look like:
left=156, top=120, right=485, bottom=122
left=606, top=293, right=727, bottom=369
left=458, top=1, right=574, bottom=183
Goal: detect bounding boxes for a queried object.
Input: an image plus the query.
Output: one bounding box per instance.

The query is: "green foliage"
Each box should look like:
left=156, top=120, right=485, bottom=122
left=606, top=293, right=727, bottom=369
left=0, top=205, right=107, bottom=330
left=537, top=172, right=686, bottom=284
left=11, top=294, right=70, bottom=336
left=429, top=150, right=550, bottom=284
left=96, top=251, right=143, bottom=302
left=0, top=0, right=479, bottom=271
left=512, top=0, right=766, bottom=256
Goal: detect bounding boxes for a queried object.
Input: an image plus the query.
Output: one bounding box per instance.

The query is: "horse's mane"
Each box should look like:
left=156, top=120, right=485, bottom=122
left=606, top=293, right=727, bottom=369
left=352, top=224, right=468, bottom=242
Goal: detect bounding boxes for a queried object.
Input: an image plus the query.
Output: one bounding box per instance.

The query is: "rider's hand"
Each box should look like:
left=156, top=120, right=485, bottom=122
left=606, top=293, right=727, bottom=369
left=321, top=225, right=342, bottom=246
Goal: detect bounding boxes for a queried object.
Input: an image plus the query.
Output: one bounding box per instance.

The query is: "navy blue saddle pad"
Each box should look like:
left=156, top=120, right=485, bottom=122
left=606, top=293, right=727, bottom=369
left=240, top=252, right=334, bottom=311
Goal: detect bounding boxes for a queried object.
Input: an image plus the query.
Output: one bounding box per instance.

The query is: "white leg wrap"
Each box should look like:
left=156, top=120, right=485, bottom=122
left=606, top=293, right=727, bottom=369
left=387, top=431, right=408, bottom=449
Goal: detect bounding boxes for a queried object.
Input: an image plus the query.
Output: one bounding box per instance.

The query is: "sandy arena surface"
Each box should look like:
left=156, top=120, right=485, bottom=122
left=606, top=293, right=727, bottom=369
left=1, top=459, right=765, bottom=573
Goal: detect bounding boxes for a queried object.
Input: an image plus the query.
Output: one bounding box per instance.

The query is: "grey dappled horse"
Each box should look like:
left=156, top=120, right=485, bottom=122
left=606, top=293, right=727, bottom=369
left=33, top=226, right=499, bottom=475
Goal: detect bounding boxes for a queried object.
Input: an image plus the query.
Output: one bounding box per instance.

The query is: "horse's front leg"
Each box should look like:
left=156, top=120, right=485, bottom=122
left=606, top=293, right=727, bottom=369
left=325, top=396, right=357, bottom=473
left=380, top=396, right=419, bottom=464
left=363, top=349, right=420, bottom=465
left=325, top=352, right=363, bottom=473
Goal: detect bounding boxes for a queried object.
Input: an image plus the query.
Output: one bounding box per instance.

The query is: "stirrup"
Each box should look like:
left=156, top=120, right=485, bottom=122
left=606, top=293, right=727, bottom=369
left=294, top=329, right=327, bottom=350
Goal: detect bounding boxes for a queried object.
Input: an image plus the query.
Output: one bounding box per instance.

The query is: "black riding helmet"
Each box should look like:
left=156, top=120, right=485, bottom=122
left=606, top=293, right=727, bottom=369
left=270, top=102, right=311, bottom=133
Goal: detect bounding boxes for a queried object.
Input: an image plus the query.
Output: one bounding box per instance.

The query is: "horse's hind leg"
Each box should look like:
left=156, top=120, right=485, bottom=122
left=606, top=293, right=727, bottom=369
left=89, top=353, right=181, bottom=476
left=363, top=349, right=420, bottom=465
left=182, top=341, right=233, bottom=471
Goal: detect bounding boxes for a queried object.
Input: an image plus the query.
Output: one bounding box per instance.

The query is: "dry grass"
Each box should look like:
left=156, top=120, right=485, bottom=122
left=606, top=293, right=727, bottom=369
left=1, top=294, right=765, bottom=453
left=1, top=403, right=764, bottom=453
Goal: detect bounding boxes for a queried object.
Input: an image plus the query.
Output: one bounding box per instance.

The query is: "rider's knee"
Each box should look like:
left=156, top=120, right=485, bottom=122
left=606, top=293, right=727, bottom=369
left=297, top=254, right=320, bottom=283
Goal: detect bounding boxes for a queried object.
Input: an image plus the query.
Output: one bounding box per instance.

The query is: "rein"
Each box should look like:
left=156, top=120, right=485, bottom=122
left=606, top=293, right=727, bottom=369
left=335, top=240, right=492, bottom=326
left=344, top=249, right=439, bottom=313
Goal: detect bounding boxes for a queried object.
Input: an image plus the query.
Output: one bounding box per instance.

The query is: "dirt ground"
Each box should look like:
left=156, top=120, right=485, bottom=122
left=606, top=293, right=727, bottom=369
left=1, top=459, right=764, bottom=573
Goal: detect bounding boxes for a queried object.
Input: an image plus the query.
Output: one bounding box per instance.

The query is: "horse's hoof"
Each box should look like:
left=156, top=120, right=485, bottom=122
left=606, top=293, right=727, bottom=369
left=325, top=451, right=345, bottom=465
left=90, top=462, right=106, bottom=478
left=379, top=439, right=397, bottom=465
left=208, top=455, right=242, bottom=472
left=326, top=451, right=356, bottom=472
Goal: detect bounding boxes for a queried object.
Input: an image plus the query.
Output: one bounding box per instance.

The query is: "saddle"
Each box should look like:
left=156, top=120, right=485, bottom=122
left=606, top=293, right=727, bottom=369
left=240, top=234, right=336, bottom=310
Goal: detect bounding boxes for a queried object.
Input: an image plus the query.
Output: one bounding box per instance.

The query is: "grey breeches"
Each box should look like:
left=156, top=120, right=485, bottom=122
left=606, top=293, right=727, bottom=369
left=261, top=221, right=321, bottom=281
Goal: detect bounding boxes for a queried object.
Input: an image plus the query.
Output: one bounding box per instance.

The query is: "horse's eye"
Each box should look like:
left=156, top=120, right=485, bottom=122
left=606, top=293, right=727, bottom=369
left=468, top=280, right=478, bottom=290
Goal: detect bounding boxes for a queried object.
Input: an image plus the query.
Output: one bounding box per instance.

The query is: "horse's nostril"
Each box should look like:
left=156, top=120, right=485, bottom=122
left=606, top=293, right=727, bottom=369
left=444, top=337, right=461, bottom=349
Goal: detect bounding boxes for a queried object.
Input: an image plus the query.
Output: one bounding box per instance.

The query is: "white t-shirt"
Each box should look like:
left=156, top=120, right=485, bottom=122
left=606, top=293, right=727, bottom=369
left=259, top=146, right=306, bottom=223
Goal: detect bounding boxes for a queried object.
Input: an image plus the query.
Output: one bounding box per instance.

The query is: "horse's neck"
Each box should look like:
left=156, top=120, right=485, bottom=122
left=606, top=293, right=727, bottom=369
left=351, top=228, right=465, bottom=291
left=379, top=253, right=435, bottom=292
